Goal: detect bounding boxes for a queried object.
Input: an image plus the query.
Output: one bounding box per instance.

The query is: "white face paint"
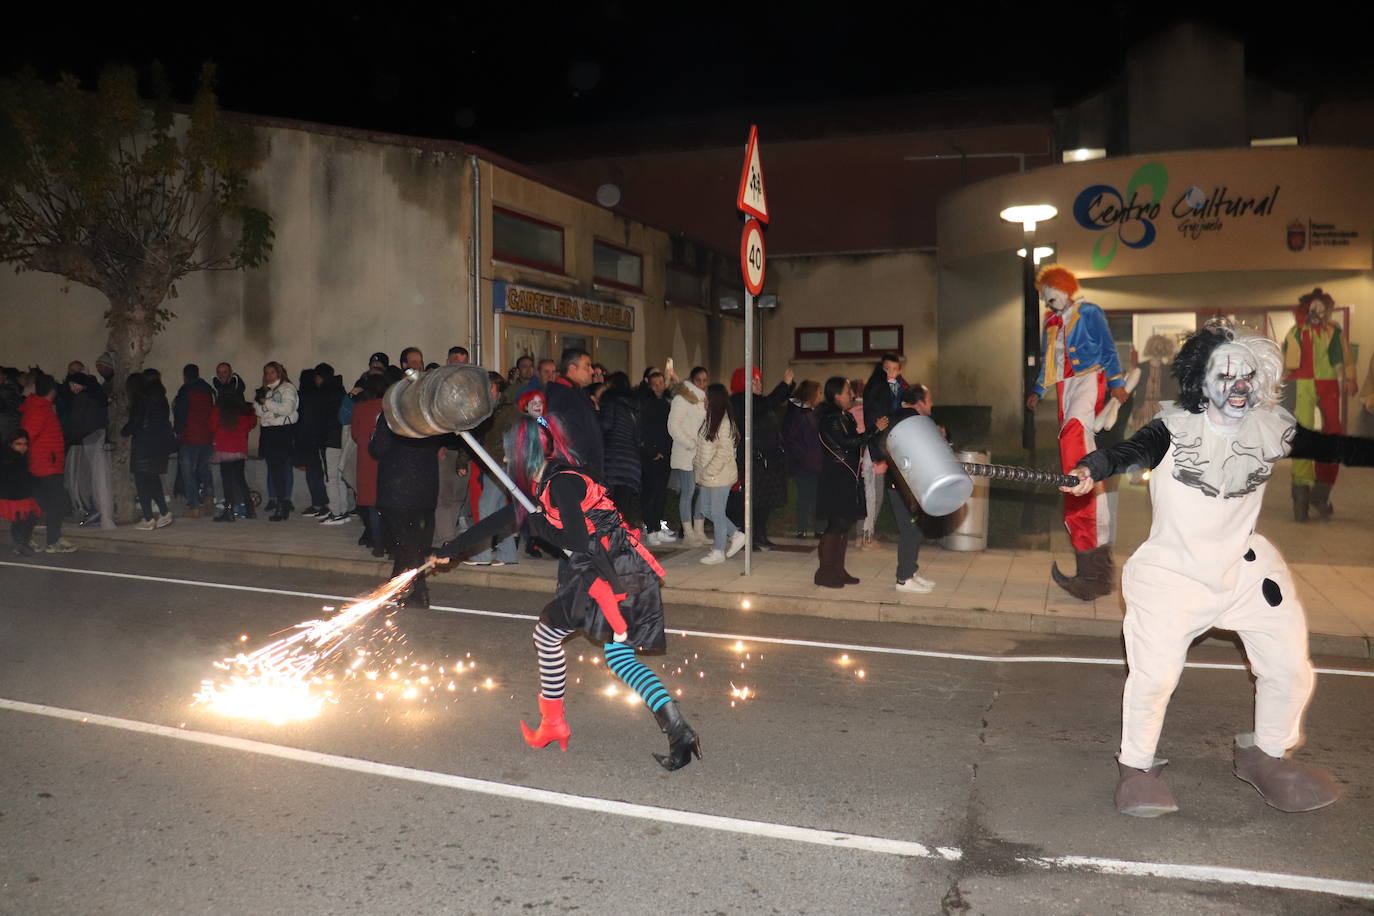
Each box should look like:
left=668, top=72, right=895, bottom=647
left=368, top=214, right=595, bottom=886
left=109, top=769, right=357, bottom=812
left=1307, top=301, right=1329, bottom=326
left=1040, top=286, right=1073, bottom=313
left=1203, top=344, right=1259, bottom=423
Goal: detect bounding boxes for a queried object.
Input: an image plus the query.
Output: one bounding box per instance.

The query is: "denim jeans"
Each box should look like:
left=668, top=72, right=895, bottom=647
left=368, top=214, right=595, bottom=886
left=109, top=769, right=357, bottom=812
left=468, top=472, right=517, bottom=563
left=698, top=484, right=736, bottom=551
left=179, top=443, right=214, bottom=508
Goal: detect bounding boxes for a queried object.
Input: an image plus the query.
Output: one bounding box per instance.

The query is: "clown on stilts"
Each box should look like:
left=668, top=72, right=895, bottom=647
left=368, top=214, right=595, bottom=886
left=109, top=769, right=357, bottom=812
left=431, top=414, right=701, bottom=771
left=1282, top=287, right=1358, bottom=522
left=1061, top=323, right=1373, bottom=816
left=1026, top=265, right=1128, bottom=600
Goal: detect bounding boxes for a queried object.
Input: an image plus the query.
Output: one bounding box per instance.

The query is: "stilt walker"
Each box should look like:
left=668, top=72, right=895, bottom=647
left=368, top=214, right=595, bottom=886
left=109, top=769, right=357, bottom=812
left=1061, top=324, right=1374, bottom=817
left=432, top=415, right=701, bottom=771
left=1025, top=265, right=1127, bottom=599
left=1282, top=288, right=1358, bottom=521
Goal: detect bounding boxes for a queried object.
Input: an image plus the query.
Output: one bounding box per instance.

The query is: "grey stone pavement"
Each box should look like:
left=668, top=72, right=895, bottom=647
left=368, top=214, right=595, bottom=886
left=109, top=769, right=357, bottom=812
left=47, top=462, right=1374, bottom=658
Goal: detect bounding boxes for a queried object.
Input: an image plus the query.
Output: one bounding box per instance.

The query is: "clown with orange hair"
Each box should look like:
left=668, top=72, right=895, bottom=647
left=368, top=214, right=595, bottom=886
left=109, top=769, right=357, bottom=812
left=1026, top=265, right=1127, bottom=599
left=1282, top=288, right=1357, bottom=521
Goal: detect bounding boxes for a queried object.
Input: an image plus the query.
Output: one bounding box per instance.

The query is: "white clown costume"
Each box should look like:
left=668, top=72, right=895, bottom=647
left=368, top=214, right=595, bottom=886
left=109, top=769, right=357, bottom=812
left=1070, top=325, right=1374, bottom=817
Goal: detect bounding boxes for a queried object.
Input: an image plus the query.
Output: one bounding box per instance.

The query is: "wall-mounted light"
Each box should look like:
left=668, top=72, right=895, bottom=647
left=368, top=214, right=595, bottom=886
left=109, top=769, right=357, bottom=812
left=1016, top=246, right=1056, bottom=264
left=1062, top=148, right=1107, bottom=163
left=1000, top=204, right=1058, bottom=232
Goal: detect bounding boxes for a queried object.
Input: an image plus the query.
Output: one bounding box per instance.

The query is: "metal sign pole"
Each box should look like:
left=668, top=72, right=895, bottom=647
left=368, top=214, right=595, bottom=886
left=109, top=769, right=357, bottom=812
left=743, top=289, right=754, bottom=576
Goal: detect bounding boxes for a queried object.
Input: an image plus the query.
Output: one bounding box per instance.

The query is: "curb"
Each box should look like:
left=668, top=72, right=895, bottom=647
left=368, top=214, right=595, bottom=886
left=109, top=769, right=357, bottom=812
left=62, top=533, right=1373, bottom=660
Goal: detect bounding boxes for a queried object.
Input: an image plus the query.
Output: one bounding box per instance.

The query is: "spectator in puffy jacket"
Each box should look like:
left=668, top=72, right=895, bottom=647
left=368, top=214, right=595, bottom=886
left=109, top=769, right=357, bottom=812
left=254, top=361, right=299, bottom=521
left=121, top=374, right=175, bottom=532
left=692, top=383, right=746, bottom=565
left=667, top=366, right=709, bottom=545
left=782, top=379, right=823, bottom=537
left=20, top=373, right=74, bottom=552
left=599, top=371, right=642, bottom=529
left=174, top=364, right=217, bottom=516
left=212, top=362, right=246, bottom=403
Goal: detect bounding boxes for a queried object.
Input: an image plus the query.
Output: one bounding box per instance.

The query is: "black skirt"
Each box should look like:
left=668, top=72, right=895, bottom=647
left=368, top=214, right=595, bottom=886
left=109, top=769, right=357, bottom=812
left=538, top=515, right=666, bottom=650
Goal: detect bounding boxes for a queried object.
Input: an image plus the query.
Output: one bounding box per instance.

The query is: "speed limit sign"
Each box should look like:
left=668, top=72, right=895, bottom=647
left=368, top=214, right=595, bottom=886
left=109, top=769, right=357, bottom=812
left=740, top=218, right=765, bottom=295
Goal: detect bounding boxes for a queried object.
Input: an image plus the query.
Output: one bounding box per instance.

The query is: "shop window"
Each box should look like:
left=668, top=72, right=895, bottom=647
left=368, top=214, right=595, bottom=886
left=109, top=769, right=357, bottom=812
left=794, top=325, right=905, bottom=359
left=593, top=240, right=643, bottom=291
left=665, top=264, right=705, bottom=308
left=493, top=207, right=564, bottom=273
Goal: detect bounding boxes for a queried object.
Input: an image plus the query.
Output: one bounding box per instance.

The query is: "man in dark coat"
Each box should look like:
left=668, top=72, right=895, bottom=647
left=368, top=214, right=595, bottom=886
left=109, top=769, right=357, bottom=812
left=544, top=348, right=603, bottom=478
left=637, top=369, right=673, bottom=544
left=862, top=353, right=909, bottom=461
left=369, top=411, right=456, bottom=608
left=173, top=364, right=217, bottom=516
left=727, top=365, right=794, bottom=548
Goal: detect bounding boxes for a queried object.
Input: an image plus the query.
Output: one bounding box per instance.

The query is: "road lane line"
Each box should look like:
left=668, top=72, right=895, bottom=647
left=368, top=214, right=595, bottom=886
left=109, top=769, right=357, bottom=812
left=2, top=561, right=1371, bottom=678
left=1022, top=855, right=1374, bottom=901
left=3, top=696, right=1371, bottom=902
left=0, top=697, right=958, bottom=862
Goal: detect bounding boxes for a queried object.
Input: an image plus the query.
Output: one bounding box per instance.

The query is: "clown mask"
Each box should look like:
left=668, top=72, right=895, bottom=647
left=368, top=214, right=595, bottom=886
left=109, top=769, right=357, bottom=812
left=1203, top=344, right=1259, bottom=424
left=1040, top=285, right=1073, bottom=313
left=1307, top=299, right=1330, bottom=326
left=525, top=395, right=545, bottom=418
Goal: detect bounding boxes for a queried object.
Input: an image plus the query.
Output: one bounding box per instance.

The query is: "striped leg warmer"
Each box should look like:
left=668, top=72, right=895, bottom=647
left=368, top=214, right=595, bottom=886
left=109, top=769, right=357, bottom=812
left=533, top=622, right=575, bottom=699
left=604, top=642, right=671, bottom=713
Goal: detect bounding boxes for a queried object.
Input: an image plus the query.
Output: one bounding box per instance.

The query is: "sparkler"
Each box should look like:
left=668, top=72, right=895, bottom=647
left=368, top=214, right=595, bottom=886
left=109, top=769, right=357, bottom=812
left=193, top=568, right=423, bottom=724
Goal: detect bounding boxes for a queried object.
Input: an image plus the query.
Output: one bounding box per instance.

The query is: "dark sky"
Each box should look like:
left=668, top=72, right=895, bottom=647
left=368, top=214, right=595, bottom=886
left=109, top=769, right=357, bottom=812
left=10, top=3, right=1374, bottom=146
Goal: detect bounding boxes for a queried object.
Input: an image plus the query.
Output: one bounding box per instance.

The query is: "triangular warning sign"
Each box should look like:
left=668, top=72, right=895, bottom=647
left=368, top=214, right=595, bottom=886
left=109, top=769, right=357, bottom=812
left=736, top=125, right=769, bottom=224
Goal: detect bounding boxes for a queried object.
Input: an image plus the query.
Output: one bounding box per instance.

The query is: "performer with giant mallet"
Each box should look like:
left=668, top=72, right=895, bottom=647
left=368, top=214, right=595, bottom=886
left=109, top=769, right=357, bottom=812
left=383, top=364, right=701, bottom=772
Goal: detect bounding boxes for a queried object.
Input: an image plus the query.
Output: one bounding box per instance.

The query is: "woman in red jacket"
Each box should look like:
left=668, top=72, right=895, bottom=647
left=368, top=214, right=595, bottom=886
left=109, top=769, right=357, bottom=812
left=19, top=373, right=74, bottom=552
left=349, top=374, right=388, bottom=556
left=210, top=389, right=258, bottom=522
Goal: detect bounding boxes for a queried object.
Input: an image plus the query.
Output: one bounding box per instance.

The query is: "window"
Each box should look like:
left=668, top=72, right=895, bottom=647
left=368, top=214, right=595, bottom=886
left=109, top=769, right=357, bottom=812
left=794, top=325, right=904, bottom=359
left=493, top=207, right=564, bottom=272
left=593, top=240, right=643, bottom=291
left=665, top=264, right=705, bottom=308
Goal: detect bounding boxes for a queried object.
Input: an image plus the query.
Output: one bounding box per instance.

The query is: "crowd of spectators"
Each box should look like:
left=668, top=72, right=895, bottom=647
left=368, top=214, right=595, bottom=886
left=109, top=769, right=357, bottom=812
left=1, top=346, right=937, bottom=595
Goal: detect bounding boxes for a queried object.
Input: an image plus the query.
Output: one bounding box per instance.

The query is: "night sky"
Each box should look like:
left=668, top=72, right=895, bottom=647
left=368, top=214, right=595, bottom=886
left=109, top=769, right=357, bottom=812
left=10, top=3, right=1374, bottom=147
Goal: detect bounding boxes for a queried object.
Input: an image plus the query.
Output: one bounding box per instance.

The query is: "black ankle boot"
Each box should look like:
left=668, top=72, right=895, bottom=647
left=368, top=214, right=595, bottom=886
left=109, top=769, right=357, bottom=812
left=651, top=700, right=701, bottom=771
left=400, top=577, right=429, bottom=609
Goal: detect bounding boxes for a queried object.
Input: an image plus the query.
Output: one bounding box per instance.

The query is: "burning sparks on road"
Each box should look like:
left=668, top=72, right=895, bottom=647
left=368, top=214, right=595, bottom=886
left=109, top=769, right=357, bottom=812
left=193, top=569, right=428, bottom=724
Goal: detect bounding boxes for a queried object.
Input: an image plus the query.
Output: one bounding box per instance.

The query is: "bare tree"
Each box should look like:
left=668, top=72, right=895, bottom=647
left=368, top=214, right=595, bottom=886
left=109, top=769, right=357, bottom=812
left=0, top=63, right=272, bottom=520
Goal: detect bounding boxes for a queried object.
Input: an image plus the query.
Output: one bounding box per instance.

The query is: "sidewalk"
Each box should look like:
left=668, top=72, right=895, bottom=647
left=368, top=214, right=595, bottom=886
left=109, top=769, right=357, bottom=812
left=50, top=479, right=1374, bottom=660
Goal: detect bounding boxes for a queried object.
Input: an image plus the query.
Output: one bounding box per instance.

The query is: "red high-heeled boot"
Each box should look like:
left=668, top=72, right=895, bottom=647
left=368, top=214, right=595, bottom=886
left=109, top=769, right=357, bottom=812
left=520, top=695, right=571, bottom=750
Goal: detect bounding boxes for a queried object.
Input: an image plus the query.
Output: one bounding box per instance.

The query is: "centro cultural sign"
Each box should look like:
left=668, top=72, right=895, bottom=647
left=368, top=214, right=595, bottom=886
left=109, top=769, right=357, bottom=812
left=938, top=147, right=1374, bottom=277
left=493, top=282, right=635, bottom=332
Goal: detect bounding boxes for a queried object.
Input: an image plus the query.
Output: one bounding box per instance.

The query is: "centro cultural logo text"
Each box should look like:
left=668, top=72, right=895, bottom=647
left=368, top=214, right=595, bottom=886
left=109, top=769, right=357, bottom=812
left=1072, top=162, right=1169, bottom=270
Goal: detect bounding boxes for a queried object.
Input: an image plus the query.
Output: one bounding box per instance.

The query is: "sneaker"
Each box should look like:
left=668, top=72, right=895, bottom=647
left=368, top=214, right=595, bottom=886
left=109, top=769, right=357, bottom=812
left=14, top=540, right=35, bottom=556
left=645, top=530, right=664, bottom=546
left=699, top=549, right=725, bottom=565
left=909, top=573, right=937, bottom=590
left=462, top=559, right=491, bottom=566
left=155, top=511, right=174, bottom=529
left=134, top=517, right=156, bottom=531
left=895, top=577, right=934, bottom=594
left=725, top=530, right=747, bottom=558
left=490, top=559, right=506, bottom=567
left=320, top=513, right=349, bottom=525
left=44, top=538, right=78, bottom=554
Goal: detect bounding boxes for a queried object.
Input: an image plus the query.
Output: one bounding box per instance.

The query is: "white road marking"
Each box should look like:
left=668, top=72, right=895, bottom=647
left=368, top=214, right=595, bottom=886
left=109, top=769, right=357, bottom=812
left=3, top=561, right=1371, bottom=678
left=3, top=696, right=1371, bottom=902
left=0, top=697, right=958, bottom=861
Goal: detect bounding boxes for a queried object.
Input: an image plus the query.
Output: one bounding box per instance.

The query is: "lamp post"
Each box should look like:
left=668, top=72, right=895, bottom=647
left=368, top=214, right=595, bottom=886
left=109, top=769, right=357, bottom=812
left=999, top=205, right=1058, bottom=454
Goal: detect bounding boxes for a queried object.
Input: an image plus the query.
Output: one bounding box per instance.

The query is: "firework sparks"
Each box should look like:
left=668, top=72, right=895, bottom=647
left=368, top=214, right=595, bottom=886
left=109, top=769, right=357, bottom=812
left=193, top=568, right=422, bottom=724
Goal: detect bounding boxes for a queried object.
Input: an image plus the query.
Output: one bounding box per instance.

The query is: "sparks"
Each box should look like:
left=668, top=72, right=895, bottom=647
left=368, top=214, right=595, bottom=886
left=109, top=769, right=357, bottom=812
left=192, top=568, right=422, bottom=724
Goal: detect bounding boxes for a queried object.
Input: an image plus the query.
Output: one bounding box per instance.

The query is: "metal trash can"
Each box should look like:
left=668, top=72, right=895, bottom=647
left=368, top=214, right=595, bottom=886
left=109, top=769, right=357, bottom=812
left=942, top=450, right=989, bottom=552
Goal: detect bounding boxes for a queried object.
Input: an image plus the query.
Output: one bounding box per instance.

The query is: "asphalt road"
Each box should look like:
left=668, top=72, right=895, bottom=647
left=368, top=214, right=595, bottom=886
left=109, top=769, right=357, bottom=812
left=1, top=553, right=1371, bottom=915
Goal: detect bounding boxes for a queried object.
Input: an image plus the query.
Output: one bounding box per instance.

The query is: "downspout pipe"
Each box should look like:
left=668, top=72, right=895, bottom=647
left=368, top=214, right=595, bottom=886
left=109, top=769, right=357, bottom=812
left=469, top=154, right=482, bottom=365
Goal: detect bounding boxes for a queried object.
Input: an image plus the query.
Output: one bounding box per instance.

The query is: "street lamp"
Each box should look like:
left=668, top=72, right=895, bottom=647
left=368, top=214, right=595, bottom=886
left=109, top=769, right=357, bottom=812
left=1000, top=204, right=1058, bottom=453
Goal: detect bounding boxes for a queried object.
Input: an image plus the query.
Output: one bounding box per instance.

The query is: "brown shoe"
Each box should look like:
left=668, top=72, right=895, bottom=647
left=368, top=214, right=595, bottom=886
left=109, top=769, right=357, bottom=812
left=1115, top=760, right=1179, bottom=817
left=1051, top=545, right=1114, bottom=600
left=1233, top=734, right=1340, bottom=812
left=186, top=508, right=201, bottom=519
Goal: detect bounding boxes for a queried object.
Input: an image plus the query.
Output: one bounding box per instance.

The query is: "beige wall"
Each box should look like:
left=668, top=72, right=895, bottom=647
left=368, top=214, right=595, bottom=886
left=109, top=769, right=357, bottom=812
left=767, top=251, right=939, bottom=390
left=1, top=123, right=474, bottom=383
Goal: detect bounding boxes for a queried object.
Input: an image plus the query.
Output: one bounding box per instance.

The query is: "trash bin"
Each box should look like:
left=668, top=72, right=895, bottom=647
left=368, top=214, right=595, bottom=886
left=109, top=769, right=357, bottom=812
left=942, top=450, right=989, bottom=552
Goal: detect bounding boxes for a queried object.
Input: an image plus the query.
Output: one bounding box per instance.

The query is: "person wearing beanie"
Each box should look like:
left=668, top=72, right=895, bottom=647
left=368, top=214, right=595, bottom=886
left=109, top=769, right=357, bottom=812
left=1025, top=265, right=1126, bottom=600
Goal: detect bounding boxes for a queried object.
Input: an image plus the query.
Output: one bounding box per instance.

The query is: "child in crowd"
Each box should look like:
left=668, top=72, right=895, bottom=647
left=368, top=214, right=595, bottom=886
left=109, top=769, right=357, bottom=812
left=211, top=389, right=258, bottom=521
left=0, top=431, right=40, bottom=556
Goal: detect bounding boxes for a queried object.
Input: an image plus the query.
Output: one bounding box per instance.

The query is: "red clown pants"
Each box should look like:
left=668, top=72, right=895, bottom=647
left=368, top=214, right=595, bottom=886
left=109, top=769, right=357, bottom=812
left=1290, top=378, right=1342, bottom=487
left=1057, top=372, right=1110, bottom=551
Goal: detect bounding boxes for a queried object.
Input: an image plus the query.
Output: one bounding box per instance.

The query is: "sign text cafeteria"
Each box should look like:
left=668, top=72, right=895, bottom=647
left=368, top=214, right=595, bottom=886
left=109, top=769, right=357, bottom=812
left=496, top=283, right=635, bottom=331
